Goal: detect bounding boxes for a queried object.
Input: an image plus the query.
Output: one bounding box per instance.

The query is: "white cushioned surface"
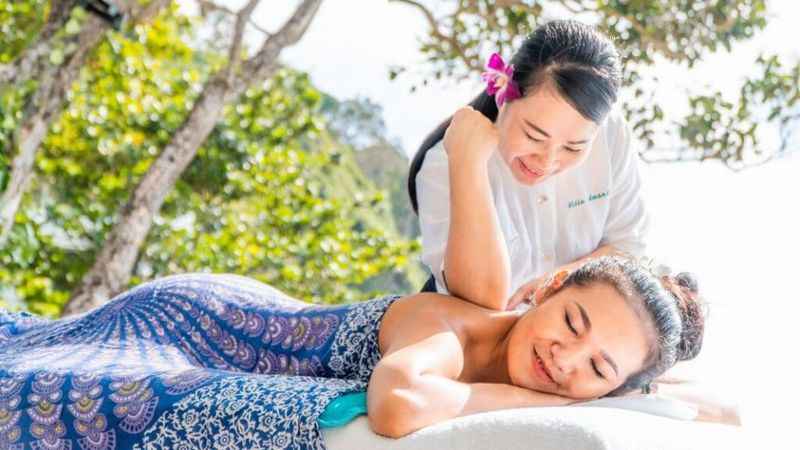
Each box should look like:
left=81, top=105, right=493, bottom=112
left=323, top=405, right=743, bottom=450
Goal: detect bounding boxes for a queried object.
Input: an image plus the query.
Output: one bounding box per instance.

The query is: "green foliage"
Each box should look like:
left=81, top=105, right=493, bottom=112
left=0, top=2, right=419, bottom=315
left=668, top=53, right=799, bottom=168
left=391, top=0, right=796, bottom=166
left=0, top=0, right=48, bottom=63
left=319, top=93, right=427, bottom=292
left=139, top=72, right=420, bottom=304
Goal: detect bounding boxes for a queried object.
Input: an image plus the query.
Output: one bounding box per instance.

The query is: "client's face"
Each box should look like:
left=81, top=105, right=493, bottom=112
left=506, top=282, right=651, bottom=400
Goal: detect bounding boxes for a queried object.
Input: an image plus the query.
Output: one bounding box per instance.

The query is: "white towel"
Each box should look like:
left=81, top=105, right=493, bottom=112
left=323, top=405, right=744, bottom=450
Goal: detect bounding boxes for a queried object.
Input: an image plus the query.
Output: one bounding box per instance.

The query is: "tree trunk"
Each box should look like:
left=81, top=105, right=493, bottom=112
left=0, top=0, right=171, bottom=247
left=0, top=13, right=107, bottom=247
left=63, top=0, right=324, bottom=316
left=0, top=0, right=78, bottom=86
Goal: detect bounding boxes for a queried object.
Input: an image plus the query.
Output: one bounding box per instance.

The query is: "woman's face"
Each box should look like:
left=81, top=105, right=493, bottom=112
left=506, top=281, right=652, bottom=400
left=494, top=85, right=599, bottom=186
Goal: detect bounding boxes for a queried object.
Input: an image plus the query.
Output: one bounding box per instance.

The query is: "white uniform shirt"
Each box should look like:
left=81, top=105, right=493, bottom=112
left=415, top=110, right=649, bottom=296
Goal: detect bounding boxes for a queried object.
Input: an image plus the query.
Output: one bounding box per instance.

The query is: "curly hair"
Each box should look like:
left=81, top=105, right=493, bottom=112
left=561, top=256, right=706, bottom=396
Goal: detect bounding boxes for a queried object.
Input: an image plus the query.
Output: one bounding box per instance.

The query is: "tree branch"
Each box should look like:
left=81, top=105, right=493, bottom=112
left=232, top=0, right=323, bottom=97
left=0, top=0, right=79, bottom=86
left=0, top=0, right=172, bottom=248
left=390, top=0, right=481, bottom=72
left=223, top=0, right=260, bottom=84
left=126, top=0, right=173, bottom=24
left=195, top=0, right=273, bottom=38
left=62, top=0, right=323, bottom=315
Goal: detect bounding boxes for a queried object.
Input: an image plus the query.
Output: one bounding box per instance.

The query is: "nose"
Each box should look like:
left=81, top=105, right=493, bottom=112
left=550, top=341, right=592, bottom=375
left=529, top=142, right=558, bottom=172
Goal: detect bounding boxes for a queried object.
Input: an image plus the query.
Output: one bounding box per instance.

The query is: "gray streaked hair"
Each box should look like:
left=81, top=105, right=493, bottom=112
left=561, top=256, right=706, bottom=396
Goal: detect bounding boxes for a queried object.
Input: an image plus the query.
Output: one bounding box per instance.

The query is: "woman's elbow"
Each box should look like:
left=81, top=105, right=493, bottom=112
left=482, top=283, right=511, bottom=310
left=449, top=277, right=509, bottom=310
left=368, top=412, right=413, bottom=439
left=367, top=390, right=420, bottom=439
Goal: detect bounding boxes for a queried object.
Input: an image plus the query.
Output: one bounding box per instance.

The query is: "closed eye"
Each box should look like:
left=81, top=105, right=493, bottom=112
left=591, top=359, right=605, bottom=379
left=564, top=310, right=577, bottom=335
left=524, top=130, right=581, bottom=152
left=524, top=132, right=543, bottom=143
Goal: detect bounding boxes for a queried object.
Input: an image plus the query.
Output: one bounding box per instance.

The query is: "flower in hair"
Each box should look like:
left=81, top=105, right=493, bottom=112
left=481, top=53, right=520, bottom=108
left=637, top=256, right=672, bottom=278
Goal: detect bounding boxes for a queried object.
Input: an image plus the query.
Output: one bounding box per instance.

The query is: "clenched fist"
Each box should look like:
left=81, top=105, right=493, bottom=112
left=443, top=106, right=499, bottom=166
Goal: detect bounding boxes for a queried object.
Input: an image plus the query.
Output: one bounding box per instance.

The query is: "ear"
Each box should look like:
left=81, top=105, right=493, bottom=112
left=532, top=270, right=570, bottom=305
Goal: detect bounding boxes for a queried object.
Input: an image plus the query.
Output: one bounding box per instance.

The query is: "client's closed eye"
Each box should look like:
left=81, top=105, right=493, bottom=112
left=564, top=310, right=577, bottom=335
left=591, top=359, right=605, bottom=379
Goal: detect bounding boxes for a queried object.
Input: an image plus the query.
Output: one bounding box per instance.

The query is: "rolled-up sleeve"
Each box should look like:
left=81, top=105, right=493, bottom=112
left=414, top=141, right=451, bottom=293
left=600, top=112, right=650, bottom=258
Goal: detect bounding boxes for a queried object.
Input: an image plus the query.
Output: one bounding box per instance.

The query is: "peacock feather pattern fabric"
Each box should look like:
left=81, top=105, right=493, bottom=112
left=0, top=273, right=400, bottom=449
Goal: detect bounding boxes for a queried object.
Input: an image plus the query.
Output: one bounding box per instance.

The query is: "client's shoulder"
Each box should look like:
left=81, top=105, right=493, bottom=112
left=381, top=293, right=486, bottom=342
left=389, top=292, right=486, bottom=320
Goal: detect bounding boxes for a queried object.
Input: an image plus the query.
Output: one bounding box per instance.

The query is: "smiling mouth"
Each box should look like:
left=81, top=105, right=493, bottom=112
left=518, top=159, right=544, bottom=177
left=533, top=347, right=556, bottom=385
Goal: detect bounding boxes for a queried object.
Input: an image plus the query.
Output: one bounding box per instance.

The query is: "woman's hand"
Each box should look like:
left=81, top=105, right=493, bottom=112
left=443, top=106, right=499, bottom=166
left=505, top=276, right=545, bottom=310
left=505, top=270, right=570, bottom=311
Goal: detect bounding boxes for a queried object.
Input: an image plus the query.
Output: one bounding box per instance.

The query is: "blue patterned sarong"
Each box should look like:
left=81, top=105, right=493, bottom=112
left=0, top=273, right=400, bottom=449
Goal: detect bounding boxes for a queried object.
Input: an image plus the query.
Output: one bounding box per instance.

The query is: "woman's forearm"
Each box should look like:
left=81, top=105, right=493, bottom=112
left=561, top=244, right=623, bottom=273
left=444, top=159, right=511, bottom=310
left=369, top=373, right=571, bottom=438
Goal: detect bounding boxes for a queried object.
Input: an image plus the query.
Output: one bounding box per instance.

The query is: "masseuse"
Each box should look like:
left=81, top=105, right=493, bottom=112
left=408, top=19, right=649, bottom=310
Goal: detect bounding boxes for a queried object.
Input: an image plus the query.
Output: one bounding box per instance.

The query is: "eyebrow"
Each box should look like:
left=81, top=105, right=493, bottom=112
left=522, top=118, right=590, bottom=145
left=575, top=301, right=619, bottom=377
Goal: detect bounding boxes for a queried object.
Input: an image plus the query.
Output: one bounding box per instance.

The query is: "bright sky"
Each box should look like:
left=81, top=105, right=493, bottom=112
left=248, top=0, right=800, bottom=158
left=186, top=0, right=798, bottom=443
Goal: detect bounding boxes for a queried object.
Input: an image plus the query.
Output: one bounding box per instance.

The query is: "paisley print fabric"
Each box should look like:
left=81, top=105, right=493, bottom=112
left=0, top=273, right=400, bottom=449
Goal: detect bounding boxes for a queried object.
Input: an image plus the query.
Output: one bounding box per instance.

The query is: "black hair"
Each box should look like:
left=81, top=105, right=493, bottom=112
left=408, top=19, right=622, bottom=213
left=561, top=257, right=706, bottom=396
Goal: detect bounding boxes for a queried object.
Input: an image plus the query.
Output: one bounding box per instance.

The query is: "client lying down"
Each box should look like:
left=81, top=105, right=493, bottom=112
left=367, top=256, right=704, bottom=437
left=0, top=256, right=703, bottom=448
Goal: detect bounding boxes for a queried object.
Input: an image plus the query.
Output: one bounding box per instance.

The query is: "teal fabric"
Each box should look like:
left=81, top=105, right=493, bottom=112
left=318, top=391, right=368, bottom=428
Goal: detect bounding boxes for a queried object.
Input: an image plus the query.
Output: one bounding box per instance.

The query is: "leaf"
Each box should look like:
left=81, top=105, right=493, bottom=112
left=49, top=48, right=64, bottom=65
left=65, top=17, right=81, bottom=35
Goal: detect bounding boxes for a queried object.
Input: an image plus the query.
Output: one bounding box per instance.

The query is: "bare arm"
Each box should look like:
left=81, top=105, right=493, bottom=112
left=444, top=156, right=511, bottom=310
left=368, top=365, right=573, bottom=438
left=560, top=244, right=623, bottom=272
left=506, top=244, right=626, bottom=310
left=367, top=300, right=572, bottom=439
left=440, top=107, right=511, bottom=310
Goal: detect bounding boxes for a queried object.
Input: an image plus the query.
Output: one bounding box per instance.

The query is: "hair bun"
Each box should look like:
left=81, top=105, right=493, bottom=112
left=662, top=272, right=705, bottom=361
left=673, top=272, right=698, bottom=296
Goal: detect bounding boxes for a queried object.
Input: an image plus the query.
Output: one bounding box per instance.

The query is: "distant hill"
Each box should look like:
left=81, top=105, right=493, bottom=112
left=353, top=142, right=420, bottom=239
left=317, top=93, right=429, bottom=294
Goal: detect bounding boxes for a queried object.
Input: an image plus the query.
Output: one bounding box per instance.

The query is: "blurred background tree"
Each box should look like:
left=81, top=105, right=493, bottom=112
left=0, top=1, right=419, bottom=316
left=4, top=0, right=795, bottom=317
left=389, top=0, right=798, bottom=169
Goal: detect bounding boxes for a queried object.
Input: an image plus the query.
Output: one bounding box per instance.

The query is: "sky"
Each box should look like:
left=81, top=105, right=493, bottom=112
left=245, top=0, right=800, bottom=159
left=186, top=0, right=798, bottom=443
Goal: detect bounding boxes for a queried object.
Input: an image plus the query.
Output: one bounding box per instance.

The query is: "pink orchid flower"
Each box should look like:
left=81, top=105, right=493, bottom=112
left=481, top=53, right=521, bottom=108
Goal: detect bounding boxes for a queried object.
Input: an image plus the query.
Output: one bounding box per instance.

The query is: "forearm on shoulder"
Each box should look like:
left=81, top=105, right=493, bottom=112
left=444, top=161, right=511, bottom=309
left=560, top=244, right=626, bottom=273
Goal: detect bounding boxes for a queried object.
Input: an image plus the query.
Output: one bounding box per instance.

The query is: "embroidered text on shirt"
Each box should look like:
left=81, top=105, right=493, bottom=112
left=568, top=191, right=608, bottom=209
